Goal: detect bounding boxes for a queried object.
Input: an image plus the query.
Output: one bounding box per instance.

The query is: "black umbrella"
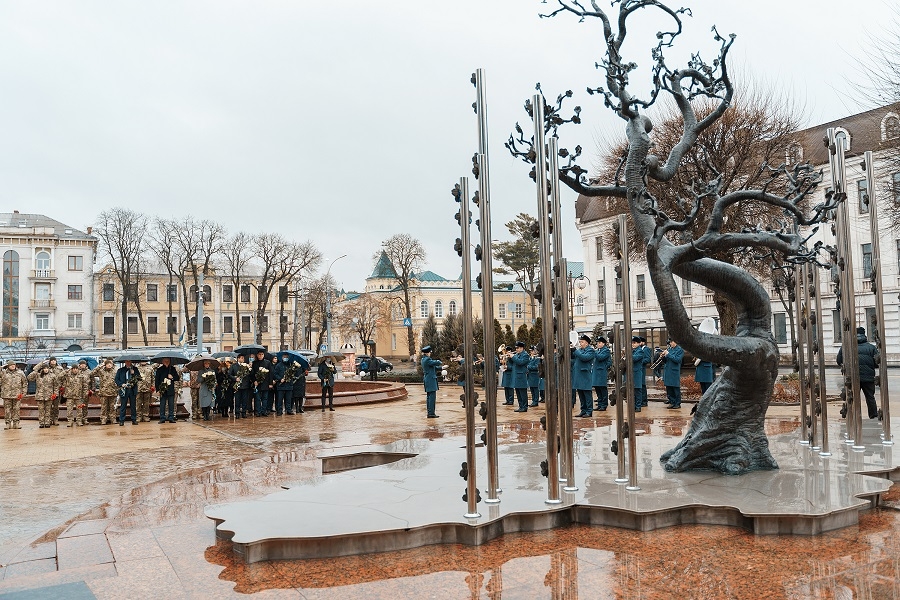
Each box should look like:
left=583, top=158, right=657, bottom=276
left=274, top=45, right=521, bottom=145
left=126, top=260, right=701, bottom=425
left=117, top=353, right=148, bottom=362
left=150, top=349, right=190, bottom=365
left=212, top=351, right=237, bottom=359
left=234, top=344, right=266, bottom=356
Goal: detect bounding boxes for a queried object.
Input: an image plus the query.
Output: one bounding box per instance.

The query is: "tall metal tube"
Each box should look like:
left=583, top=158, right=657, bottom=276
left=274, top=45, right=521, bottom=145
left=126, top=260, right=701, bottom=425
left=196, top=271, right=204, bottom=354
left=827, top=128, right=863, bottom=449
left=812, top=266, right=831, bottom=456
left=474, top=68, right=503, bottom=499
left=549, top=137, right=575, bottom=492
left=803, top=264, right=819, bottom=450
left=617, top=214, right=639, bottom=491
left=532, top=95, right=561, bottom=504
left=459, top=177, right=480, bottom=519
left=613, top=322, right=627, bottom=483
left=863, top=151, right=893, bottom=446
left=794, top=263, right=809, bottom=445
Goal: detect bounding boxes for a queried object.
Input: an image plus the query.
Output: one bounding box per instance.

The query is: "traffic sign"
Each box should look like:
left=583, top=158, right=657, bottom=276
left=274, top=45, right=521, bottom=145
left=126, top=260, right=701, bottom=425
left=403, top=318, right=412, bottom=327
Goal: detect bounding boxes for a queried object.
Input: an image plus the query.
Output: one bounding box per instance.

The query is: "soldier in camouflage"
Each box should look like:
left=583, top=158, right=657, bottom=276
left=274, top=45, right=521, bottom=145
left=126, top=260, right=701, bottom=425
left=46, top=357, right=65, bottom=426
left=91, top=359, right=118, bottom=425
left=65, top=360, right=92, bottom=426
left=2, top=360, right=27, bottom=430
left=27, top=360, right=60, bottom=428
left=136, top=361, right=156, bottom=422
left=188, top=368, right=201, bottom=420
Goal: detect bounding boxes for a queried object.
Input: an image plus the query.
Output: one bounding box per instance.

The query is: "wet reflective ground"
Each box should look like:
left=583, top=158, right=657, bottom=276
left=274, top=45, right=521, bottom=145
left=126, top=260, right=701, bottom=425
left=0, top=386, right=898, bottom=598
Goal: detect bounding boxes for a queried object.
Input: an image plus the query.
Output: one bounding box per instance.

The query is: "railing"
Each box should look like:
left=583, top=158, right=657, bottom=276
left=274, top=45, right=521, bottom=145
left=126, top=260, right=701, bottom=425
left=30, top=269, right=55, bottom=279
left=30, top=299, right=55, bottom=308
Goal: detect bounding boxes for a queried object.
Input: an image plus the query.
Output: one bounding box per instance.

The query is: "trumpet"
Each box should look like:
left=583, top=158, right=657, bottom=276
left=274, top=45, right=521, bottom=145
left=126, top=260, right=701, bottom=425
left=650, top=349, right=667, bottom=370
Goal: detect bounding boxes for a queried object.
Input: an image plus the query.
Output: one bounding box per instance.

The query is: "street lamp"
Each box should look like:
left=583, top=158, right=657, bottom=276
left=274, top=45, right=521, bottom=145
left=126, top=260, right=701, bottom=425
left=567, top=271, right=590, bottom=331
left=324, top=254, right=347, bottom=353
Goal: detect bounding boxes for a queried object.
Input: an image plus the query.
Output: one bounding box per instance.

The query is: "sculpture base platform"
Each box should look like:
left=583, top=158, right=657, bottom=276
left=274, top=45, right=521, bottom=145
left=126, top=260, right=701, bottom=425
left=206, top=416, right=898, bottom=563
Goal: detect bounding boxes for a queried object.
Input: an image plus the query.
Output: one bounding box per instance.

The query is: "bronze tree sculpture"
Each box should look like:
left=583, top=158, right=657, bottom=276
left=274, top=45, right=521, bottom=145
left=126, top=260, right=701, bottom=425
left=508, top=0, right=838, bottom=474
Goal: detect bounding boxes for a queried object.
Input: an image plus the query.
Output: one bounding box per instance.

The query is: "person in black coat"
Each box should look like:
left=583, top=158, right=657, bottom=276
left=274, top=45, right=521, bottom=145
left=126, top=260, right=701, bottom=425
left=837, top=326, right=881, bottom=419
left=250, top=350, right=273, bottom=417
left=272, top=355, right=295, bottom=416
left=291, top=362, right=308, bottom=414
left=114, top=360, right=141, bottom=425
left=155, top=358, right=179, bottom=423
left=229, top=355, right=252, bottom=418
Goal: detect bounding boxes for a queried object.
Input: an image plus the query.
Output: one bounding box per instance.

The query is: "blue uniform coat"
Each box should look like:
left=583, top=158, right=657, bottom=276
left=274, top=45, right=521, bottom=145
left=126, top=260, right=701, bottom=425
left=662, top=345, right=684, bottom=386
left=500, top=359, right=513, bottom=388
left=527, top=356, right=541, bottom=388
left=571, top=346, right=595, bottom=391
left=421, top=356, right=442, bottom=393
left=632, top=347, right=649, bottom=389
left=591, top=346, right=611, bottom=387
left=510, top=350, right=530, bottom=389
left=694, top=360, right=714, bottom=383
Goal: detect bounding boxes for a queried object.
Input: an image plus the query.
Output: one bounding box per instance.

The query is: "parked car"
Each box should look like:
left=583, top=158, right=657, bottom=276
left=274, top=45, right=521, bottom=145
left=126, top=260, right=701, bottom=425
left=355, top=355, right=393, bottom=374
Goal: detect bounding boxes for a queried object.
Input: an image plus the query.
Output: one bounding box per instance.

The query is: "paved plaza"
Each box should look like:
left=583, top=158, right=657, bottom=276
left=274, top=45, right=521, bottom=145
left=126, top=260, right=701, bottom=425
left=0, top=382, right=899, bottom=599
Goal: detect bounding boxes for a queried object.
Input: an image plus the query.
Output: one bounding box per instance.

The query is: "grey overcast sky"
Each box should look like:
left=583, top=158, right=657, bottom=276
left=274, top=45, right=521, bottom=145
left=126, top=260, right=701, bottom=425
left=0, top=1, right=892, bottom=290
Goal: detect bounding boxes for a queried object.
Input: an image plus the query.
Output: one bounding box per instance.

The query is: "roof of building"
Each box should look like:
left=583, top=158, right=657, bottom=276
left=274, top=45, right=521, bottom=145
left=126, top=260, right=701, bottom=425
left=415, top=270, right=447, bottom=283
left=567, top=261, right=584, bottom=278
left=795, top=104, right=900, bottom=166
left=0, top=212, right=96, bottom=240
left=369, top=252, right=398, bottom=279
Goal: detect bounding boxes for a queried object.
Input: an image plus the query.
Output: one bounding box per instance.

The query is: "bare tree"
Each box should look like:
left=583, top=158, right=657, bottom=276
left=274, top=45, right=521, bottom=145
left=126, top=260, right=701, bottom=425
left=251, top=234, right=321, bottom=346
left=301, top=274, right=332, bottom=351
left=171, top=217, right=225, bottom=343
left=147, top=218, right=185, bottom=345
left=221, top=231, right=253, bottom=346
left=508, top=1, right=835, bottom=474
left=334, top=292, right=388, bottom=353
left=493, top=213, right=541, bottom=316
left=376, top=234, right=425, bottom=356
left=94, top=208, right=148, bottom=349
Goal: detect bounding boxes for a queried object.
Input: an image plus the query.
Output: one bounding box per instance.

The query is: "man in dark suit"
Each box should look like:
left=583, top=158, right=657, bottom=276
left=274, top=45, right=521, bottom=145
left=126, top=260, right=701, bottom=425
left=251, top=350, right=273, bottom=417
left=114, top=360, right=140, bottom=425
left=155, top=358, right=179, bottom=424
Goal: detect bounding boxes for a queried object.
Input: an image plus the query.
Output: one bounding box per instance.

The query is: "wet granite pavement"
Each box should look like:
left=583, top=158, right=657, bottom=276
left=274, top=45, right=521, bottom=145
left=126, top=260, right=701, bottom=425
left=0, top=385, right=898, bottom=599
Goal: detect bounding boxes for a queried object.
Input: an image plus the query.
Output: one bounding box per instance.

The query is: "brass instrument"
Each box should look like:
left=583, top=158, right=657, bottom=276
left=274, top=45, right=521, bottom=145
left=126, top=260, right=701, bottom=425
left=650, top=349, right=668, bottom=371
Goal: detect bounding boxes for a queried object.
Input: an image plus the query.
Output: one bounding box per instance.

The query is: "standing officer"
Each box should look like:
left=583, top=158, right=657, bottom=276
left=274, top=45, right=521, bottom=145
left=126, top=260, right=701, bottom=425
left=46, top=357, right=64, bottom=426
left=188, top=369, right=201, bottom=421
left=65, top=360, right=92, bottom=426
left=28, top=360, right=59, bottom=428
left=421, top=345, right=441, bottom=418
left=91, top=359, right=118, bottom=425
left=2, top=360, right=27, bottom=429
left=115, top=360, right=141, bottom=425
left=500, top=346, right=514, bottom=406
left=527, top=346, right=541, bottom=407
left=661, top=339, right=684, bottom=409
left=572, top=335, right=596, bottom=417
left=637, top=337, right=652, bottom=409
left=136, top=361, right=156, bottom=422
left=694, top=359, right=714, bottom=394
left=155, top=357, right=179, bottom=424
left=592, top=337, right=611, bottom=411
left=631, top=337, right=650, bottom=412
left=510, top=341, right=531, bottom=413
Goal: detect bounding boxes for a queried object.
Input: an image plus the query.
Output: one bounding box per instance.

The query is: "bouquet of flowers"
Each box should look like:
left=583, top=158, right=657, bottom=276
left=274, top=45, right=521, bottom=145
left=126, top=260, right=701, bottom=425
left=120, top=369, right=141, bottom=393
left=233, top=363, right=251, bottom=391
left=201, top=370, right=217, bottom=391
left=284, top=360, right=302, bottom=383
left=158, top=377, right=172, bottom=394
left=254, top=366, right=269, bottom=384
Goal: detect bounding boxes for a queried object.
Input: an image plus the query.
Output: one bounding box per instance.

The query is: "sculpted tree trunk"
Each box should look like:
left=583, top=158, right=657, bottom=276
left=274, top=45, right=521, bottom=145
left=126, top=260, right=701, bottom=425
left=510, top=1, right=837, bottom=473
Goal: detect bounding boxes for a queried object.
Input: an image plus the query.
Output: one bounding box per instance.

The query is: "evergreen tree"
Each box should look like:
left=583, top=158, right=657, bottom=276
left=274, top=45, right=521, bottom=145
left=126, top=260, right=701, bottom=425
left=503, top=325, right=515, bottom=348
left=421, top=314, right=439, bottom=353
left=439, top=313, right=463, bottom=358
left=493, top=319, right=505, bottom=353
left=516, top=323, right=530, bottom=345
left=592, top=322, right=606, bottom=341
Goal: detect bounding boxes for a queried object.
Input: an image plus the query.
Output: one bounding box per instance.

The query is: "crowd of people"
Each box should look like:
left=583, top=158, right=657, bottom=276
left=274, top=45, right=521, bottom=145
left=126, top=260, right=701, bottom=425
left=0, top=350, right=352, bottom=430
left=420, top=334, right=716, bottom=419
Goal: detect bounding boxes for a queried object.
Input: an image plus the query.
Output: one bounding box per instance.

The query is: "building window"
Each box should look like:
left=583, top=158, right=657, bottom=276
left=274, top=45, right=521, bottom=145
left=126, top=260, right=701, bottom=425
left=127, top=316, right=138, bottom=335
left=786, top=142, right=803, bottom=165
left=681, top=278, right=692, bottom=296
left=893, top=173, right=900, bottom=206
left=279, top=314, right=288, bottom=331
left=146, top=284, right=158, bottom=302
left=595, top=237, right=603, bottom=260
left=278, top=285, right=288, bottom=303
left=391, top=333, right=397, bottom=351
left=448, top=300, right=457, bottom=316
left=514, top=303, right=523, bottom=319
left=597, top=280, right=605, bottom=307
left=615, top=277, right=622, bottom=303
left=67, top=313, right=82, bottom=329
left=882, top=114, right=900, bottom=140
left=35, top=283, right=50, bottom=300
left=147, top=316, right=158, bottom=334
left=832, top=310, right=842, bottom=344
left=865, top=307, right=876, bottom=338
left=125, top=283, right=138, bottom=301
left=259, top=316, right=268, bottom=333
left=223, top=316, right=233, bottom=333
left=223, top=285, right=233, bottom=303
left=35, top=313, right=50, bottom=330
left=203, top=316, right=211, bottom=334
left=167, top=285, right=178, bottom=302
left=104, top=316, right=115, bottom=335
left=241, top=315, right=251, bottom=333
left=35, top=251, right=51, bottom=274
left=857, top=179, right=869, bottom=214
left=420, top=300, right=429, bottom=318
left=636, top=274, right=646, bottom=301
left=773, top=313, right=787, bottom=344
left=434, top=300, right=443, bottom=318
left=862, top=243, right=873, bottom=278
left=167, top=316, right=178, bottom=334
left=2, top=250, right=20, bottom=336
left=68, top=285, right=83, bottom=300
left=102, top=283, right=115, bottom=302
left=67, top=255, right=83, bottom=271
left=498, top=303, right=507, bottom=319
left=575, top=296, right=584, bottom=316
left=240, top=285, right=251, bottom=303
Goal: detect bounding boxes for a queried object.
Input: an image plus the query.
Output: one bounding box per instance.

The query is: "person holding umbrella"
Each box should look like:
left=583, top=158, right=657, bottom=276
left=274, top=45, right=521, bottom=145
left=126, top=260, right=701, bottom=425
left=272, top=354, right=296, bottom=416
left=251, top=350, right=273, bottom=417
left=229, top=354, right=252, bottom=418
left=115, top=359, right=141, bottom=426
left=194, top=357, right=218, bottom=421
left=317, top=355, right=338, bottom=411
left=154, top=356, right=181, bottom=424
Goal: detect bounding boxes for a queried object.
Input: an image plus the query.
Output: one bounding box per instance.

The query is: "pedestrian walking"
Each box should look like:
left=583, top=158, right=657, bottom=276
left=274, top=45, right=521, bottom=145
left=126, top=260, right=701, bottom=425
left=837, top=326, right=880, bottom=419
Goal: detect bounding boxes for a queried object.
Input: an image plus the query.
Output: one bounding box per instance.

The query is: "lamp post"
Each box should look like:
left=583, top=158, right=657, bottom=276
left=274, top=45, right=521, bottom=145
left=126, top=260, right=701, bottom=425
left=567, top=272, right=590, bottom=332
left=324, top=255, right=347, bottom=353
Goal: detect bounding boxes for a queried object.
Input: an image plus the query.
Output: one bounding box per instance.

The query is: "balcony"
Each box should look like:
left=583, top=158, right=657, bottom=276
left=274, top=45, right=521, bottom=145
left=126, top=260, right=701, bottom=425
left=30, top=269, right=56, bottom=280
left=29, top=299, right=56, bottom=309
left=31, top=328, right=56, bottom=337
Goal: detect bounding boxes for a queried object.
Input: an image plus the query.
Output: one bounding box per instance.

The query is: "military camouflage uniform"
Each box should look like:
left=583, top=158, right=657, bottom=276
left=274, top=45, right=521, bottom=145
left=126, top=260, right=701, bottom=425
left=173, top=366, right=185, bottom=421
left=136, top=363, right=156, bottom=422
left=2, top=365, right=27, bottom=429
left=48, top=363, right=65, bottom=426
left=65, top=367, right=92, bottom=426
left=189, top=369, right=201, bottom=420
left=27, top=363, right=60, bottom=428
left=91, top=363, right=118, bottom=425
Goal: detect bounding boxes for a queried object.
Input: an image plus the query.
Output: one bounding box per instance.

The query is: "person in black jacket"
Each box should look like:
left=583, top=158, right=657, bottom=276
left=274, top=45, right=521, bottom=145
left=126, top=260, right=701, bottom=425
left=272, top=355, right=295, bottom=416
left=155, top=358, right=179, bottom=424
left=229, top=355, right=251, bottom=418
left=250, top=350, right=273, bottom=417
left=837, top=326, right=880, bottom=419
left=291, top=361, right=308, bottom=414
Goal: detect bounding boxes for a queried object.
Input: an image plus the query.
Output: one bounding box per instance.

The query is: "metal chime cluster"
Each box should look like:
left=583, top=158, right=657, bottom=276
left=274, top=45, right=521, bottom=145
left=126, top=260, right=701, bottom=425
left=450, top=72, right=645, bottom=518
